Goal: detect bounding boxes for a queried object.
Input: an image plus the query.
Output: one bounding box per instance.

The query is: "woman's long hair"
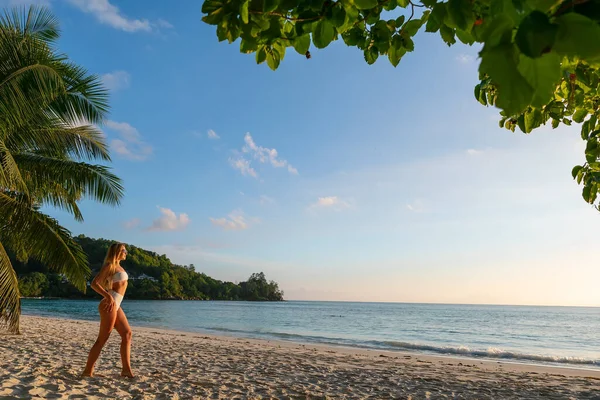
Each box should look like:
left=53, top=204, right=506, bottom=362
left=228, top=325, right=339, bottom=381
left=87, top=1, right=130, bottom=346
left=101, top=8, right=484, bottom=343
left=102, top=243, right=125, bottom=290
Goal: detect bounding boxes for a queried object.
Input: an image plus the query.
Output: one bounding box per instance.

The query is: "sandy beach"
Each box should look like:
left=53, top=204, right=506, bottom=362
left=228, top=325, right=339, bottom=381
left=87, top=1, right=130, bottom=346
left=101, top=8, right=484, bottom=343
left=1, top=316, right=599, bottom=399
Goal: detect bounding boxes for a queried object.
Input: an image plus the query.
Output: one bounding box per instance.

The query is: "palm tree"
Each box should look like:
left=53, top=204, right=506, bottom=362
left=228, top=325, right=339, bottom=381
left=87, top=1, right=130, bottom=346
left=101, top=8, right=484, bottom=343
left=0, top=6, right=124, bottom=333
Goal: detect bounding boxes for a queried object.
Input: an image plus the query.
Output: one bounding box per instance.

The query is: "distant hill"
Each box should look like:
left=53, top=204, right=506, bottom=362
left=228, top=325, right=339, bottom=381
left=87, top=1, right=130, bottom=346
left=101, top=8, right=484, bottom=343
left=11, top=235, right=284, bottom=301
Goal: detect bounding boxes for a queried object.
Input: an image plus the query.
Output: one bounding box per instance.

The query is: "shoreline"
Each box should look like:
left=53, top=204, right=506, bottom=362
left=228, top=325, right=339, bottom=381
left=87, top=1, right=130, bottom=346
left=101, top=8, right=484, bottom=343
left=1, top=316, right=599, bottom=399
left=22, top=311, right=600, bottom=374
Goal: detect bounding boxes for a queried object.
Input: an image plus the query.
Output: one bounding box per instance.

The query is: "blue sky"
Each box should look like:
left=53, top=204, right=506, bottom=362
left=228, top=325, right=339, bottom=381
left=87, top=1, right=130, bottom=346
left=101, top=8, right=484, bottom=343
left=6, top=0, right=599, bottom=306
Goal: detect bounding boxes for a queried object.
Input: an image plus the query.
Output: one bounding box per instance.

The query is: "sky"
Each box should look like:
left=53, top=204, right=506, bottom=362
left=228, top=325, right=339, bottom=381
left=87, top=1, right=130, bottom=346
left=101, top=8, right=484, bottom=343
left=4, top=0, right=599, bottom=306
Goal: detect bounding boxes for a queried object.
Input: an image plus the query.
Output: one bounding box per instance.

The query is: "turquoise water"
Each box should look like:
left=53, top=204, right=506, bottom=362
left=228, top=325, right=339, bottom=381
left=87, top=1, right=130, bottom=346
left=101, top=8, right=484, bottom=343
left=22, top=299, right=600, bottom=369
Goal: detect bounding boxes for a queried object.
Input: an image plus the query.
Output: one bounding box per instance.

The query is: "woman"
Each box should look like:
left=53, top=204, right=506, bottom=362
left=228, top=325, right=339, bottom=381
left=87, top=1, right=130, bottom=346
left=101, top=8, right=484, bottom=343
left=82, top=243, right=134, bottom=378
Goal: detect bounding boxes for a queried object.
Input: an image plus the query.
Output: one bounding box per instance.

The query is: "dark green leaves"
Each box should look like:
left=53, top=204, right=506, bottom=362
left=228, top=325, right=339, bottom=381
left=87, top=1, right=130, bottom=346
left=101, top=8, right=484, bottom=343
left=426, top=3, right=446, bottom=32
left=263, top=0, right=279, bottom=12
left=353, top=0, right=378, bottom=10
left=328, top=5, right=347, bottom=28
left=553, top=13, right=600, bottom=64
left=364, top=46, right=378, bottom=64
left=479, top=44, right=534, bottom=115
left=388, top=34, right=406, bottom=66
left=312, top=20, right=335, bottom=48
left=240, top=0, right=249, bottom=24
left=517, top=52, right=561, bottom=108
left=446, top=0, right=475, bottom=32
left=439, top=25, right=456, bottom=45
left=515, top=11, right=558, bottom=58
left=293, top=34, right=310, bottom=54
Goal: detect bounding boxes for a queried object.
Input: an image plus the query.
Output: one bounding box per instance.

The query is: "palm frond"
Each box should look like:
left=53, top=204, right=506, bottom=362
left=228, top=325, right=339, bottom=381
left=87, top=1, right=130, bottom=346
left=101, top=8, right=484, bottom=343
left=14, top=153, right=124, bottom=207
left=0, top=138, right=28, bottom=195
left=0, top=192, right=90, bottom=290
left=0, top=241, right=21, bottom=334
left=48, top=62, right=109, bottom=125
left=4, top=122, right=111, bottom=162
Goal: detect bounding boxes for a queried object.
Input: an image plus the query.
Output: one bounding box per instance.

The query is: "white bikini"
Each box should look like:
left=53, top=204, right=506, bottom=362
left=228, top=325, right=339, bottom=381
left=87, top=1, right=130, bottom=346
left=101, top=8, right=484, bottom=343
left=109, top=270, right=128, bottom=309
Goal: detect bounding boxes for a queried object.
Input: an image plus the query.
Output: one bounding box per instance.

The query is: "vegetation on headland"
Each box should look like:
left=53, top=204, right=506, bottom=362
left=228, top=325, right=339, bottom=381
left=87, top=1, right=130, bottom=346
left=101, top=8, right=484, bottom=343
left=0, top=6, right=123, bottom=333
left=12, top=235, right=285, bottom=302
left=200, top=0, right=600, bottom=210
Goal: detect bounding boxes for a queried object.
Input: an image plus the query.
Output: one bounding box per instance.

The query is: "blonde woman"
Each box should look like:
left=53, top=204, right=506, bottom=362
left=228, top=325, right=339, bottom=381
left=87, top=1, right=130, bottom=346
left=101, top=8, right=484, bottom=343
left=82, top=243, right=134, bottom=378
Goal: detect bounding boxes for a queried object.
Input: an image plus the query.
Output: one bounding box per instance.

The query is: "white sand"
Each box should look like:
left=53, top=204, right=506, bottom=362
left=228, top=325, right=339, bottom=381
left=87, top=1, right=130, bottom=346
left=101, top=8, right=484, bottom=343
left=1, top=315, right=599, bottom=399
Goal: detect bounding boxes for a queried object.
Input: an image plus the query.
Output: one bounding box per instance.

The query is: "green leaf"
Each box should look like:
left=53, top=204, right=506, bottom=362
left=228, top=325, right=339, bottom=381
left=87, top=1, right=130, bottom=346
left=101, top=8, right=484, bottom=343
left=263, top=0, right=279, bottom=12
left=240, top=0, right=249, bottom=24
left=479, top=15, right=513, bottom=47
left=529, top=0, right=561, bottom=12
left=256, top=46, right=268, bottom=63
left=342, top=27, right=365, bottom=46
left=426, top=3, right=446, bottom=33
left=583, top=185, right=592, bottom=203
left=293, top=34, right=311, bottom=54
left=354, top=0, right=378, bottom=10
left=446, top=0, right=475, bottom=32
left=523, top=108, right=543, bottom=133
left=474, top=84, right=487, bottom=105
left=401, top=31, right=415, bottom=51
left=403, top=19, right=424, bottom=36
left=364, top=46, right=379, bottom=64
left=439, top=24, right=456, bottom=45
left=455, top=28, right=475, bottom=45
left=266, top=47, right=282, bottom=70
left=329, top=5, right=347, bottom=28
left=517, top=52, right=561, bottom=108
left=489, top=0, right=519, bottom=25
left=553, top=13, right=600, bottom=64
left=309, top=0, right=324, bottom=11
left=396, top=15, right=406, bottom=27
left=573, top=109, right=588, bottom=124
left=388, top=35, right=406, bottom=67
left=515, top=11, right=558, bottom=58
left=479, top=44, right=534, bottom=115
left=240, top=37, right=259, bottom=53
left=313, top=20, right=335, bottom=49
left=397, top=0, right=410, bottom=7
left=572, top=165, right=584, bottom=179
left=551, top=118, right=559, bottom=128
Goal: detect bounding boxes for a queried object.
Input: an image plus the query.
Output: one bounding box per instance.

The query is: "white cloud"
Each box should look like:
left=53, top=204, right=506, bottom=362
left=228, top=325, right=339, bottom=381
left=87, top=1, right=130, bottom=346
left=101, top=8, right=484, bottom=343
left=210, top=209, right=257, bottom=231
left=309, top=196, right=350, bottom=211
left=230, top=133, right=298, bottom=177
left=466, top=148, right=483, bottom=156
left=66, top=0, right=160, bottom=33
left=207, top=129, right=220, bottom=140
left=101, top=70, right=130, bottom=92
left=456, top=53, right=475, bottom=64
left=147, top=207, right=190, bottom=232
left=104, top=120, right=153, bottom=161
left=259, top=195, right=275, bottom=205
left=123, top=218, right=141, bottom=229
left=155, top=18, right=173, bottom=29
left=229, top=157, right=257, bottom=178
left=406, top=200, right=425, bottom=213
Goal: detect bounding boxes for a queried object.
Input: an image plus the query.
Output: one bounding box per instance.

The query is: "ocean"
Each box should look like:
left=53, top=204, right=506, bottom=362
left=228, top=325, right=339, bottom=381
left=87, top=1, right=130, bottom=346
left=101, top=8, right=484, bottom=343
left=21, top=299, right=600, bottom=370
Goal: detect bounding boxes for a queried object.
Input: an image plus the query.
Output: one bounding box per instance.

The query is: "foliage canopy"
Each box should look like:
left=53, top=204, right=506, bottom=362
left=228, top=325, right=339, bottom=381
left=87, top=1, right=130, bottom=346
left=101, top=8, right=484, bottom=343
left=201, top=0, right=600, bottom=209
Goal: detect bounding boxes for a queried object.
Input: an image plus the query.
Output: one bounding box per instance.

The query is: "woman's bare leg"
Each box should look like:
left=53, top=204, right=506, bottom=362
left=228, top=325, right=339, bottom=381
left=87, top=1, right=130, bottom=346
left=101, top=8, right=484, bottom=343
left=114, top=307, right=134, bottom=378
left=82, top=301, right=118, bottom=377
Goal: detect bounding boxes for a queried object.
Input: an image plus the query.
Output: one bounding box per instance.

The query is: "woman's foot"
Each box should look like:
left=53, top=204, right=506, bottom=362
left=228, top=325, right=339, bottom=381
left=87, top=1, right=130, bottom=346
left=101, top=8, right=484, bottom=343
left=121, top=369, right=135, bottom=378
left=81, top=369, right=94, bottom=377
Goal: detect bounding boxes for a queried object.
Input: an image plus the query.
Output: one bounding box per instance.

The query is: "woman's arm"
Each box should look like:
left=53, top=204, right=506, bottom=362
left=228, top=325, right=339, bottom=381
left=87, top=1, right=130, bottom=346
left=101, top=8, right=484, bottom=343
left=90, top=264, right=112, bottom=300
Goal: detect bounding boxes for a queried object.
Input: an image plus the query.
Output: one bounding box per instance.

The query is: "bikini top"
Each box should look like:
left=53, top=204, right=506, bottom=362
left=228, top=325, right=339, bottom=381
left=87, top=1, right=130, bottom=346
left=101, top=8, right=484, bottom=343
left=112, top=270, right=129, bottom=283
